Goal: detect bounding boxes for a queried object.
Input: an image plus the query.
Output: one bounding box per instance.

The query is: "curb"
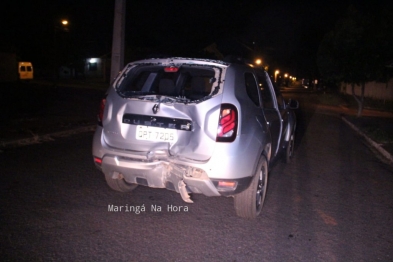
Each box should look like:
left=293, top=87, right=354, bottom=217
left=341, top=116, right=393, bottom=164
left=0, top=125, right=96, bottom=149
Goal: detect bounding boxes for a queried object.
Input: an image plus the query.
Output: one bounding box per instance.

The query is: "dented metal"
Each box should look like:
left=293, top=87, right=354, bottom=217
left=92, top=57, right=298, bottom=207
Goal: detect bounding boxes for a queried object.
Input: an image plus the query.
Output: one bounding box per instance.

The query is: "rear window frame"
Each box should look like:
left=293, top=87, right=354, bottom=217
left=115, top=63, right=224, bottom=101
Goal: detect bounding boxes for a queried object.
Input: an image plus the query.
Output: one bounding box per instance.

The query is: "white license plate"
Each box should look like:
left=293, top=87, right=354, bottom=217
left=136, top=125, right=178, bottom=142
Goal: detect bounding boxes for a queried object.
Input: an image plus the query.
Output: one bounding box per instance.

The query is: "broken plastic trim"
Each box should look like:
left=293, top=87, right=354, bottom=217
left=178, top=180, right=193, bottom=203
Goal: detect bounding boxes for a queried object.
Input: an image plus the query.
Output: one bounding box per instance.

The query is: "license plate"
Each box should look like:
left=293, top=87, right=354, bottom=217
left=136, top=125, right=178, bottom=142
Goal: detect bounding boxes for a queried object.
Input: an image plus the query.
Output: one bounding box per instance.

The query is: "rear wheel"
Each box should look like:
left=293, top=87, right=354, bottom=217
left=234, top=156, right=268, bottom=219
left=104, top=172, right=138, bottom=192
left=285, top=132, right=295, bottom=163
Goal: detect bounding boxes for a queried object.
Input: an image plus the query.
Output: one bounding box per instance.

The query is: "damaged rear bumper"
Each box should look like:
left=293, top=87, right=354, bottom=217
left=94, top=154, right=252, bottom=201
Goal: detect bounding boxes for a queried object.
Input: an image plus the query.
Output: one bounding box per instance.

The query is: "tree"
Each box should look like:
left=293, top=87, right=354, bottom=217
left=317, top=6, right=393, bottom=117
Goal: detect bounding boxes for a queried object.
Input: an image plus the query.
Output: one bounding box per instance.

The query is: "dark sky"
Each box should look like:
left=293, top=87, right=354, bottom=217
left=1, top=0, right=387, bottom=78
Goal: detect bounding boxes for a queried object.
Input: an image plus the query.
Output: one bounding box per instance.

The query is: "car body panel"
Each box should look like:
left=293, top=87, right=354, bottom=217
left=102, top=90, right=223, bottom=161
left=92, top=57, right=297, bottom=202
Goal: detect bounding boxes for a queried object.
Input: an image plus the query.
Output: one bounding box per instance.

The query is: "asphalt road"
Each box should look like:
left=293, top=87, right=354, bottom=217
left=0, top=90, right=393, bottom=261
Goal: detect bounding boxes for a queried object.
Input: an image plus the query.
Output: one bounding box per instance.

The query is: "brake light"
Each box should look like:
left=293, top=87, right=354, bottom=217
left=98, top=98, right=106, bottom=126
left=164, top=67, right=179, bottom=72
left=94, top=157, right=102, bottom=165
left=216, top=104, right=238, bottom=142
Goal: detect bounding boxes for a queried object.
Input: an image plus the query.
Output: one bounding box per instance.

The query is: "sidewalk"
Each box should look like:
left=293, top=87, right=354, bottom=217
left=0, top=79, right=108, bottom=150
left=317, top=104, right=393, bottom=164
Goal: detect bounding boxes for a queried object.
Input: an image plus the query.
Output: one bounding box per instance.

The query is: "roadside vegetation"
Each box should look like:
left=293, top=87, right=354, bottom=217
left=317, top=4, right=393, bottom=117
left=316, top=91, right=393, bottom=145
left=318, top=91, right=393, bottom=112
left=361, top=125, right=392, bottom=144
left=345, top=114, right=393, bottom=145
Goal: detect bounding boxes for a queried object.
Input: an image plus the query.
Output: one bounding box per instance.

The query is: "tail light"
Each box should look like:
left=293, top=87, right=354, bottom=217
left=98, top=98, right=106, bottom=126
left=94, top=157, right=102, bottom=165
left=164, top=66, right=179, bottom=72
left=216, top=104, right=238, bottom=142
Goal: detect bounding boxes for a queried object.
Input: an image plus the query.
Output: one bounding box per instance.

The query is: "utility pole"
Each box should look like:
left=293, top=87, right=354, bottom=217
left=110, top=0, right=126, bottom=82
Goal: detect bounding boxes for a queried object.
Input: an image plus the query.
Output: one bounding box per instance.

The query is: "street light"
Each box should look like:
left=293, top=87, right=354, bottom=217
left=284, top=73, right=289, bottom=87
left=53, top=19, right=69, bottom=84
left=60, top=20, right=69, bottom=32
left=274, top=70, right=280, bottom=83
left=255, top=58, right=262, bottom=66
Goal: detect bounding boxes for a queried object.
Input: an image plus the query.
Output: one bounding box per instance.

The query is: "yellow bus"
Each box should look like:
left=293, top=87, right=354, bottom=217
left=18, top=62, right=33, bottom=80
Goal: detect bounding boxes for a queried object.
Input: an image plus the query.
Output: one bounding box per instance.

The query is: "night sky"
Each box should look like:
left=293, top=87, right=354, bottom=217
left=1, top=0, right=389, bottom=78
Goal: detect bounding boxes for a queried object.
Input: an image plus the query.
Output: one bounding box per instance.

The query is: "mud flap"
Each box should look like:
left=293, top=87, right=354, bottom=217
left=178, top=180, right=194, bottom=203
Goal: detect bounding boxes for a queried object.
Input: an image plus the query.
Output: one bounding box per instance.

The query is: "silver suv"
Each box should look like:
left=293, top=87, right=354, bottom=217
left=92, top=57, right=298, bottom=218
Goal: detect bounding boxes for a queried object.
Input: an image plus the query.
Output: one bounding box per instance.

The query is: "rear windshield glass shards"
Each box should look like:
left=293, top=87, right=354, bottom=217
left=116, top=65, right=217, bottom=100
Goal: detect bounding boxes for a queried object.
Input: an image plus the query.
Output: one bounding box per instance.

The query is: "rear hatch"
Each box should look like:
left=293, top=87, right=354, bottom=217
left=102, top=58, right=228, bottom=162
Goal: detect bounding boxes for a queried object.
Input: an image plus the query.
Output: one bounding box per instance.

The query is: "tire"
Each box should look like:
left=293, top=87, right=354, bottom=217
left=285, top=132, right=295, bottom=163
left=104, top=172, right=138, bottom=192
left=234, top=156, right=268, bottom=219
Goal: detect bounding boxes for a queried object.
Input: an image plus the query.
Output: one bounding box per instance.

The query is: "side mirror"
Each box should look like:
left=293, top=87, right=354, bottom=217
left=288, top=99, right=299, bottom=109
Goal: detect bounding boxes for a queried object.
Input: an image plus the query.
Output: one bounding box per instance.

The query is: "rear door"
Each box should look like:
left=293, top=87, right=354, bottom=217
left=274, top=87, right=291, bottom=149
left=256, top=71, right=282, bottom=157
left=102, top=61, right=226, bottom=161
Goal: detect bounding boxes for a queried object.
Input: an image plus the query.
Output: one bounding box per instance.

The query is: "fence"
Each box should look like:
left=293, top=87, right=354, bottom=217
left=341, top=79, right=393, bottom=101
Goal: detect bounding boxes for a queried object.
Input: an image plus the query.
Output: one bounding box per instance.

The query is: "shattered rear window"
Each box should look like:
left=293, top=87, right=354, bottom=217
left=116, top=65, right=217, bottom=101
